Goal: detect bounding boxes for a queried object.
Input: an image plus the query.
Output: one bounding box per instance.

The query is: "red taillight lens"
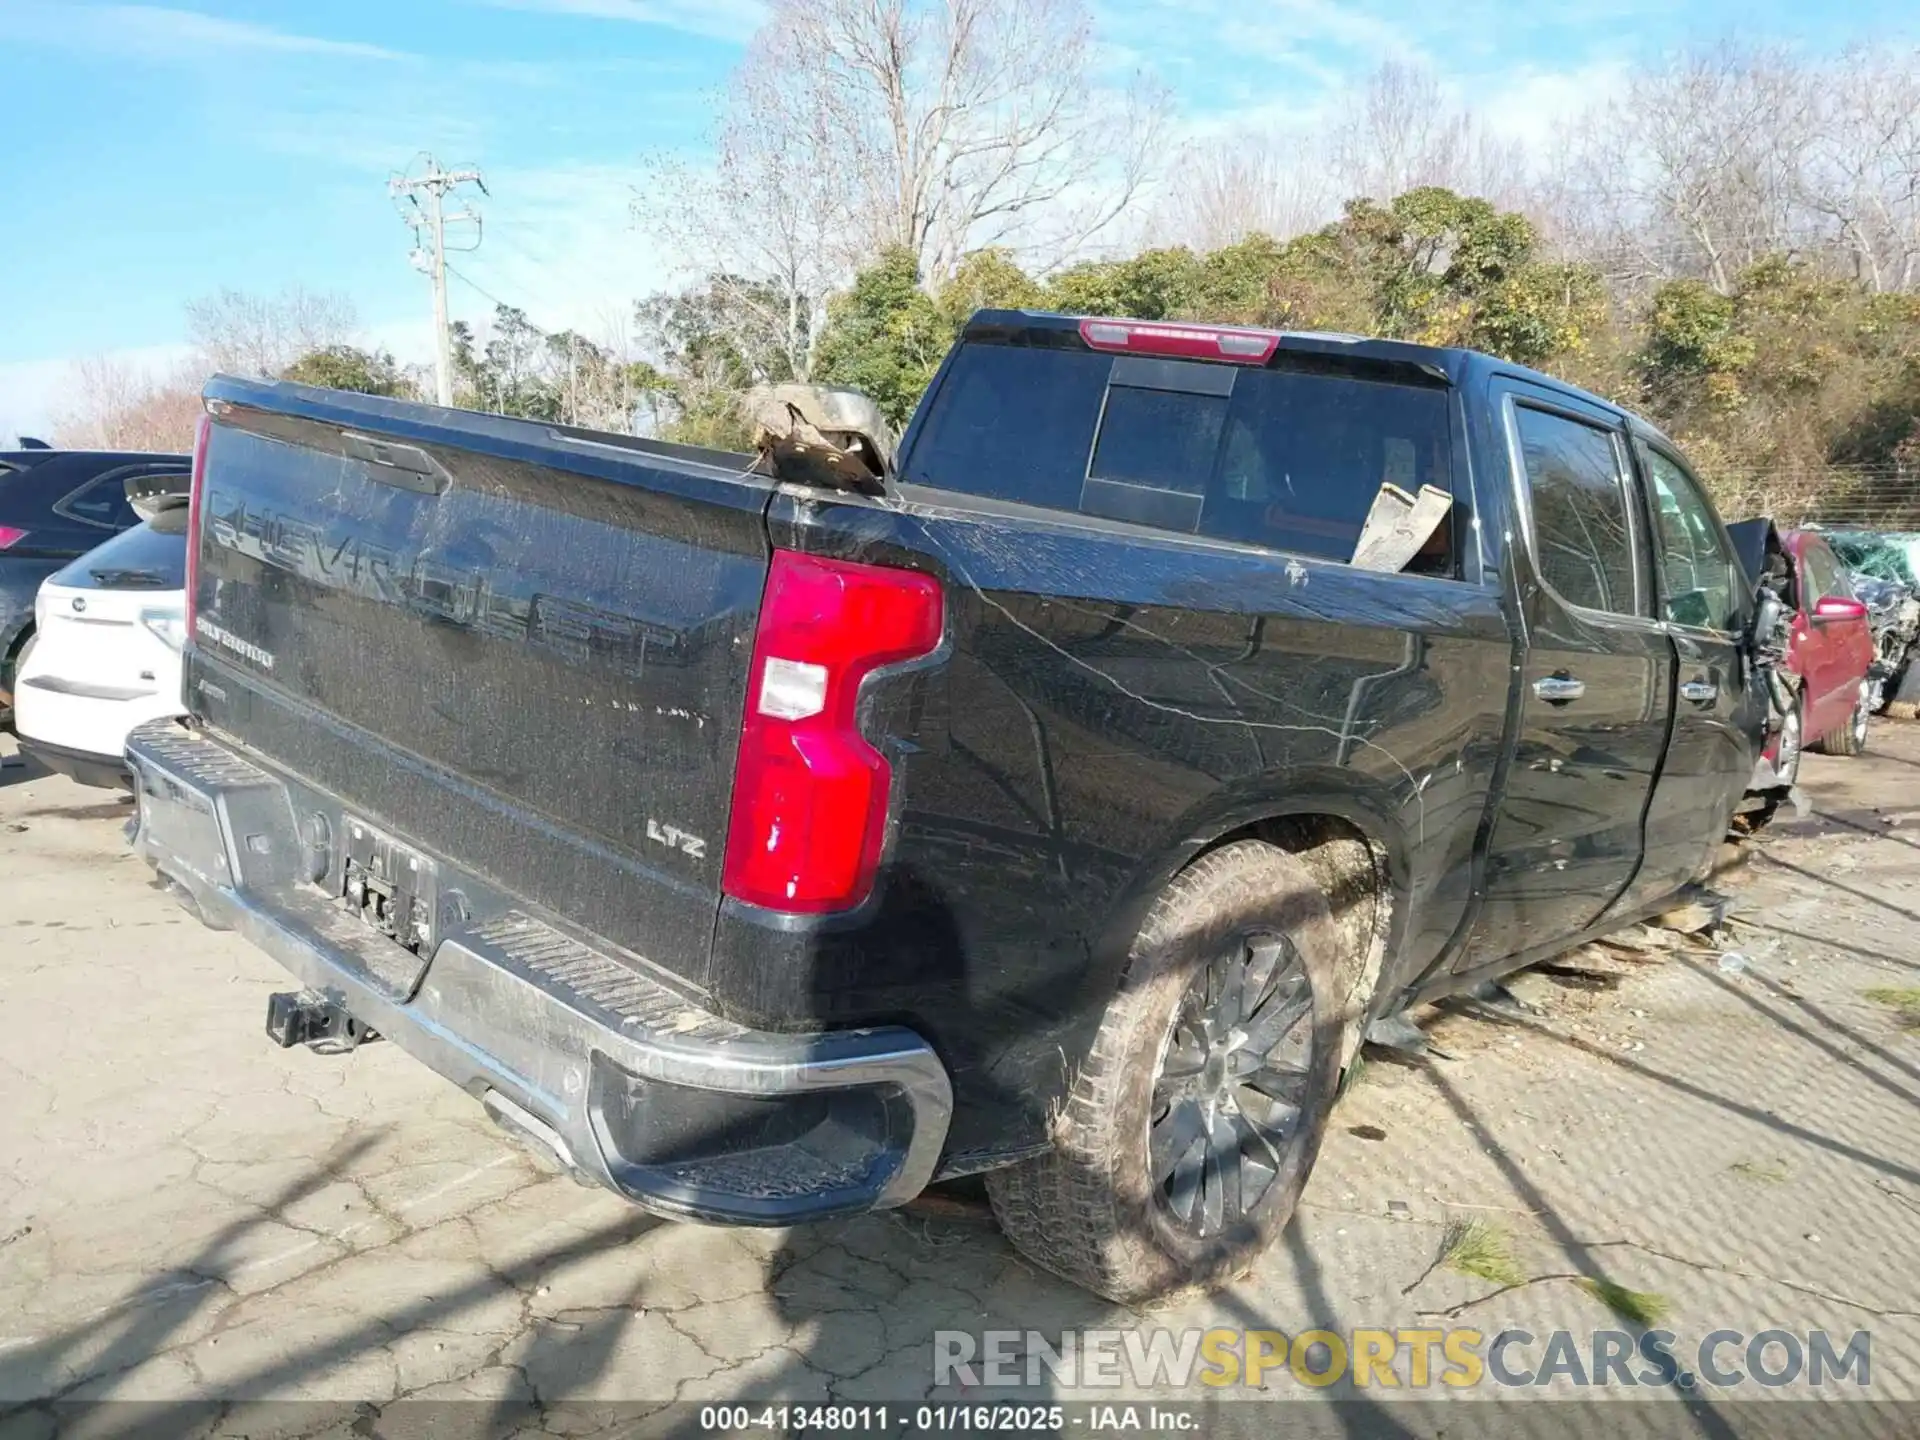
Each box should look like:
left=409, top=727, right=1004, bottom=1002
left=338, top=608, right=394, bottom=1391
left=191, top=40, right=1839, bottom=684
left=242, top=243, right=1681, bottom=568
left=722, top=551, right=944, bottom=914
left=0, top=526, right=27, bottom=550
left=184, top=412, right=210, bottom=636
left=1078, top=316, right=1282, bottom=365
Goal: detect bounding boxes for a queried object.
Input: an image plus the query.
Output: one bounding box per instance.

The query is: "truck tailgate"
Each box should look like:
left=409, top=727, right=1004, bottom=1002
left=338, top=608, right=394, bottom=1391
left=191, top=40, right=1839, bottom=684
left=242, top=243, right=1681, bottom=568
left=186, top=379, right=774, bottom=995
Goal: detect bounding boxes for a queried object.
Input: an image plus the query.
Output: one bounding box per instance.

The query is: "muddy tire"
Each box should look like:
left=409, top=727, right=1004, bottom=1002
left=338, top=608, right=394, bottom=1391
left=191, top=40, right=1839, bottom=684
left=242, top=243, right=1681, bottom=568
left=1811, top=686, right=1870, bottom=757
left=985, top=840, right=1343, bottom=1304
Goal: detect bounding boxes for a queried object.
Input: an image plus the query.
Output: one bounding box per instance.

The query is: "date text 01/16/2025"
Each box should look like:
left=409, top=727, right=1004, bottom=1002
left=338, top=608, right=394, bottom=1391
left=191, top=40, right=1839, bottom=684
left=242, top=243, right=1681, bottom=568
left=697, top=1406, right=1200, bottom=1433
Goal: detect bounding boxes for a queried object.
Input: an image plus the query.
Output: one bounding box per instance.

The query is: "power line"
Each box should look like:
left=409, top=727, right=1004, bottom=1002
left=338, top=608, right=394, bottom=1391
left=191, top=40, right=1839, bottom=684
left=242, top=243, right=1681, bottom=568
left=389, top=155, right=488, bottom=407
left=445, top=262, right=513, bottom=313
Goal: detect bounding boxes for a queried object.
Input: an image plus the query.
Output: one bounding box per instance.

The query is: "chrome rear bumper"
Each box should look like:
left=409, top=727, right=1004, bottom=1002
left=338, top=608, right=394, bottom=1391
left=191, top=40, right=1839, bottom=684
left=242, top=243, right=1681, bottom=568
left=125, top=719, right=952, bottom=1224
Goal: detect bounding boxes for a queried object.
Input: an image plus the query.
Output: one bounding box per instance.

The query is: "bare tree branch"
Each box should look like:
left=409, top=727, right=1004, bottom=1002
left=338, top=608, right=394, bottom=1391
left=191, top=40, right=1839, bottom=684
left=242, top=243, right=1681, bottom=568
left=642, top=0, right=1169, bottom=315
left=185, top=285, right=360, bottom=378
left=1149, top=127, right=1335, bottom=250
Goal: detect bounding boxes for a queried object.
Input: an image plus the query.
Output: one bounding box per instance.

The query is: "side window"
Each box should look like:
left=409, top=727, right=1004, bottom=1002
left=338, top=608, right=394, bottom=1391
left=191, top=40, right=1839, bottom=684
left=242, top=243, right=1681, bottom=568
left=1639, top=445, right=1743, bottom=631
left=1513, top=405, right=1639, bottom=616
left=53, top=466, right=149, bottom=530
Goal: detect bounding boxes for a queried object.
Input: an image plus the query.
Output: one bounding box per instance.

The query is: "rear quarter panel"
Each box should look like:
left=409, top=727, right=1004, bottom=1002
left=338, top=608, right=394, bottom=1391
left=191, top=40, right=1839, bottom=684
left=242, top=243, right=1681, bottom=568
left=710, top=486, right=1514, bottom=1163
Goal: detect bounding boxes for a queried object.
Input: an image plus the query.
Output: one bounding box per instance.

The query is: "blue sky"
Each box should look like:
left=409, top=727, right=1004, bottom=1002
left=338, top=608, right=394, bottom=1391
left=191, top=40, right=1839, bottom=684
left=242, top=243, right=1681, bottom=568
left=0, top=0, right=1911, bottom=437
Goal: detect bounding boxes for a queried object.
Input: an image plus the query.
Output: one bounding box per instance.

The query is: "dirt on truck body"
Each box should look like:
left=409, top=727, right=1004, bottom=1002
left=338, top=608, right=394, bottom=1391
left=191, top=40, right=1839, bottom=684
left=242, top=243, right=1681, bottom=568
left=129, top=309, right=1770, bottom=1301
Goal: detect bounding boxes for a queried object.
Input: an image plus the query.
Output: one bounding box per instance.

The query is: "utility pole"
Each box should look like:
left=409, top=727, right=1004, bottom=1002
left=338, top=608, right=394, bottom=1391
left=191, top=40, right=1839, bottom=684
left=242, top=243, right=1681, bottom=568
left=389, top=156, right=486, bottom=408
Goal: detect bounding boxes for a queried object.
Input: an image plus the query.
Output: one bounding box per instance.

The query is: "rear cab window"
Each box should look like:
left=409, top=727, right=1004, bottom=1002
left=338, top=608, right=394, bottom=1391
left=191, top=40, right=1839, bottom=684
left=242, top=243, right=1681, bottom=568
left=901, top=339, right=1461, bottom=577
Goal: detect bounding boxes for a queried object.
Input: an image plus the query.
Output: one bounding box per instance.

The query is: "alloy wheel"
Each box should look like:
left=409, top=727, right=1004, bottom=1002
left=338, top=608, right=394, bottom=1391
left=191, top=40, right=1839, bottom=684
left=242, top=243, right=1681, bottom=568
left=1149, top=933, right=1316, bottom=1238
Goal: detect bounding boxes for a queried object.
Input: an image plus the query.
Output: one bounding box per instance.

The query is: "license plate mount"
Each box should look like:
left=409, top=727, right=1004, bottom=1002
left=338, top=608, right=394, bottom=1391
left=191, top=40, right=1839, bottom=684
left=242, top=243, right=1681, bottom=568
left=341, top=816, right=439, bottom=954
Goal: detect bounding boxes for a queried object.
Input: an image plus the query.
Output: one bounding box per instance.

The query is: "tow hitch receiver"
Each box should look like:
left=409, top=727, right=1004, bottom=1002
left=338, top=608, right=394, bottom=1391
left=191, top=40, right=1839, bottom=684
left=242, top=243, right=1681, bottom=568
left=266, top=990, right=378, bottom=1052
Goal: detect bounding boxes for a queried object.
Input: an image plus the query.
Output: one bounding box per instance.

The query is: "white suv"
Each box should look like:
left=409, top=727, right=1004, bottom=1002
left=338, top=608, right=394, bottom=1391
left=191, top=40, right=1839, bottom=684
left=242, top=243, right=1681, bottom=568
left=14, top=505, right=188, bottom=787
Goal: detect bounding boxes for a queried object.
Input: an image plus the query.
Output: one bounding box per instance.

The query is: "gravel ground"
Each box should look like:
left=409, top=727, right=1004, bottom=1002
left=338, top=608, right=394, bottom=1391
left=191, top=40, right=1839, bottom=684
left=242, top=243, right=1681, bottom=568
left=2, top=724, right=1918, bottom=1437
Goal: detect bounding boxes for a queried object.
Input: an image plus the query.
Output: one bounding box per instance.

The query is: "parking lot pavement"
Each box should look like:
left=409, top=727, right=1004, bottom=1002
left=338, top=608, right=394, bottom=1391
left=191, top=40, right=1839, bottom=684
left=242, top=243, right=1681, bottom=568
left=4, top=726, right=1920, bottom=1430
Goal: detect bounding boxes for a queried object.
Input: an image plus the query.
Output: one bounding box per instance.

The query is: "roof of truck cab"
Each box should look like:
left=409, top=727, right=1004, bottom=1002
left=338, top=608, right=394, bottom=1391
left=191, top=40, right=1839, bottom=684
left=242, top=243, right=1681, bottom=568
left=961, top=309, right=1638, bottom=426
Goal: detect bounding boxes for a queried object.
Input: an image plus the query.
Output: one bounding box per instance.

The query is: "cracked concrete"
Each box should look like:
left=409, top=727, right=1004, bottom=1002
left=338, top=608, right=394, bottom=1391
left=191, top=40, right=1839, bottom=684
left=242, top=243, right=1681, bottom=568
left=4, top=726, right=1920, bottom=1427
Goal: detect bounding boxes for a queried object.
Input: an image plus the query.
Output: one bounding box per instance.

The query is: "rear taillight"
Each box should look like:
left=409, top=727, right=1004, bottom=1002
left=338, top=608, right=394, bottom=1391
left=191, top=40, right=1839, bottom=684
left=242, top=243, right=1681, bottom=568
left=722, top=551, right=944, bottom=914
left=184, top=412, right=210, bottom=637
left=0, top=526, right=26, bottom=549
left=1078, top=316, right=1282, bottom=365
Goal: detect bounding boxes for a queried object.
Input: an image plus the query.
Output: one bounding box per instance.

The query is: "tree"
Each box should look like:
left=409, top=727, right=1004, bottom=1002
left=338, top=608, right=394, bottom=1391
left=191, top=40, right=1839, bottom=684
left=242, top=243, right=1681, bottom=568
left=543, top=330, right=647, bottom=435
left=446, top=306, right=651, bottom=432
left=934, top=248, right=1047, bottom=330
left=638, top=28, right=851, bottom=385
left=1047, top=247, right=1201, bottom=321
left=452, top=306, right=558, bottom=420
left=1151, top=128, right=1332, bottom=252
left=632, top=277, right=805, bottom=447
left=660, top=0, right=1168, bottom=299
left=1332, top=189, right=1604, bottom=365
left=1800, top=46, right=1920, bottom=294
left=1329, top=62, right=1529, bottom=213
left=1567, top=45, right=1821, bottom=296
left=186, top=285, right=359, bottom=378
left=1628, top=258, right=1920, bottom=515
left=812, top=248, right=949, bottom=427
left=53, top=357, right=203, bottom=452
left=283, top=346, right=416, bottom=399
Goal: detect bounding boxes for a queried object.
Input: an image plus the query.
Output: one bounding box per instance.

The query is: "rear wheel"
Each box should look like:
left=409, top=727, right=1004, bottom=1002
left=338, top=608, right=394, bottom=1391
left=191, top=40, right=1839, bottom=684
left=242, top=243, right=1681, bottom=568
left=986, top=841, right=1342, bottom=1303
left=1812, top=684, right=1871, bottom=757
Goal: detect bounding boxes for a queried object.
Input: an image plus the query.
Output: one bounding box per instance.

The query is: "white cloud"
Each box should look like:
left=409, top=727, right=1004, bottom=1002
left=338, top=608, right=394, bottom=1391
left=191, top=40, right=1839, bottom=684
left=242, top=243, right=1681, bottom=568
left=1473, top=58, right=1631, bottom=155
left=0, top=3, right=408, bottom=62
left=1099, top=0, right=1424, bottom=90
left=482, top=0, right=766, bottom=44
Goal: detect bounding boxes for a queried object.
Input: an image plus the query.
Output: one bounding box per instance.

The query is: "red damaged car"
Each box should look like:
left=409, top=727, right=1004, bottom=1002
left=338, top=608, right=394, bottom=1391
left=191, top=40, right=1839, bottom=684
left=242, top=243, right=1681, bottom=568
left=1770, top=529, right=1874, bottom=781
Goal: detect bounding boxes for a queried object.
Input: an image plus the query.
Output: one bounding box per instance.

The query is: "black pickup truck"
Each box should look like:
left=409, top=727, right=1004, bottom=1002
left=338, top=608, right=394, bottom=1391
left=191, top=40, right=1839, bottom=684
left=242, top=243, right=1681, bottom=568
left=128, top=311, right=1766, bottom=1302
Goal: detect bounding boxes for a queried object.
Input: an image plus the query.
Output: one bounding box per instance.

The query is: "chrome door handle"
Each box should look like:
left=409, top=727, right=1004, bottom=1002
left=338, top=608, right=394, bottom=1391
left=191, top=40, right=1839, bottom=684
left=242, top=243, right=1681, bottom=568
left=1680, top=680, right=1716, bottom=703
left=1532, top=675, right=1585, bottom=703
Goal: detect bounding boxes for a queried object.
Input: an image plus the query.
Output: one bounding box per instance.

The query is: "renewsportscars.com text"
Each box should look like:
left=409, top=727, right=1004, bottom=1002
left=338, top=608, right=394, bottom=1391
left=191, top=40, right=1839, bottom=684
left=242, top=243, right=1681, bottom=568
left=934, top=1327, right=1872, bottom=1391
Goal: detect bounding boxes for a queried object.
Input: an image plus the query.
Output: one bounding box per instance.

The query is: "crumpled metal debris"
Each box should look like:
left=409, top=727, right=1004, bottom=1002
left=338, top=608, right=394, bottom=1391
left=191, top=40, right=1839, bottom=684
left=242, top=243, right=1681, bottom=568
left=745, top=383, right=896, bottom=496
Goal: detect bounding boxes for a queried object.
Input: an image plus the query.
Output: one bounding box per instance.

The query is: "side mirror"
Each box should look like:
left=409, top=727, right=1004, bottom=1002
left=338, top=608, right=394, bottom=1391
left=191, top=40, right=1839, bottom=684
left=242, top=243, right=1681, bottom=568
left=1813, top=595, right=1868, bottom=622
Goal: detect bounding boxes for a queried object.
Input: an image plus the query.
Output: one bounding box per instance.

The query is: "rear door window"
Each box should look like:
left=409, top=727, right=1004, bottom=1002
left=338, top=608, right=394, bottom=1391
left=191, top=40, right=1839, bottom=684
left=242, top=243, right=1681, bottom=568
left=1513, top=405, right=1640, bottom=616
left=905, top=341, right=1457, bottom=572
left=53, top=465, right=156, bottom=530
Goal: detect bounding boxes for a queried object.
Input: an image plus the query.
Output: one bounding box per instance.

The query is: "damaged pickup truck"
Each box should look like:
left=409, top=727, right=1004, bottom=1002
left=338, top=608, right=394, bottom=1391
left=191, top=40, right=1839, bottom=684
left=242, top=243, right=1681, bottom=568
left=130, top=311, right=1770, bottom=1302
